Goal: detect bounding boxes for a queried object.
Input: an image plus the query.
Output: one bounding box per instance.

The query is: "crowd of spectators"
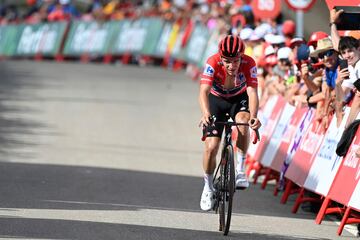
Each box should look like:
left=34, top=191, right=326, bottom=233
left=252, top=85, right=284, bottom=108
left=234, top=6, right=360, bottom=158
left=252, top=8, right=360, bottom=137
left=0, top=0, right=240, bottom=24
left=0, top=0, right=143, bottom=24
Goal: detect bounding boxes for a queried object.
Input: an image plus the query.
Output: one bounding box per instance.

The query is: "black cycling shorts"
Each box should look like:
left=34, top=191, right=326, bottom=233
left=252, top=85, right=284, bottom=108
left=206, top=92, right=249, bottom=138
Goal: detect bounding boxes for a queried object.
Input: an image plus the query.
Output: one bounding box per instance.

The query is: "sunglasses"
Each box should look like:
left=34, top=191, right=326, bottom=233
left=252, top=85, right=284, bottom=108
left=279, top=59, right=291, bottom=65
left=272, top=43, right=285, bottom=48
left=318, top=49, right=335, bottom=59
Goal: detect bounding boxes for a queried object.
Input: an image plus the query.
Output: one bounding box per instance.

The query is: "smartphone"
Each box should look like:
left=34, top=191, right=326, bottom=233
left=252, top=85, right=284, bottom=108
left=334, top=6, right=360, bottom=30
left=339, top=59, right=348, bottom=70
left=354, top=78, right=360, bottom=91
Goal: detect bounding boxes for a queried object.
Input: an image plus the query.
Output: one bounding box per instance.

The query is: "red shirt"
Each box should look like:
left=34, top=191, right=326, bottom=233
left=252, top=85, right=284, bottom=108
left=200, top=53, right=258, bottom=98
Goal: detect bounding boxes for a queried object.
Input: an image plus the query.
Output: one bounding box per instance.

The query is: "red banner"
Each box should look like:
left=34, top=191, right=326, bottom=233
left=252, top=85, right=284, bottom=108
left=327, top=128, right=360, bottom=206
left=285, top=118, right=326, bottom=185
left=270, top=107, right=308, bottom=172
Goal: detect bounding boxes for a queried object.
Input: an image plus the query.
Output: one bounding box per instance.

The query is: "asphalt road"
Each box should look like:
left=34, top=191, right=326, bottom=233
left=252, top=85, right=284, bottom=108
left=0, top=60, right=356, bottom=240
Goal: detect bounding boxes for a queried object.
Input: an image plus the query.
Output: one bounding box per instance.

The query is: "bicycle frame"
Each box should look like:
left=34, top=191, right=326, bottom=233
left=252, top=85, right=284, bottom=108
left=213, top=123, right=235, bottom=185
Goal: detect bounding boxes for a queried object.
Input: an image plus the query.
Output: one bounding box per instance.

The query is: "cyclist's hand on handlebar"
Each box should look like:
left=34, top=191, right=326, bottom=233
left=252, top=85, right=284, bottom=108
left=199, top=113, right=212, bottom=127
left=249, top=118, right=261, bottom=130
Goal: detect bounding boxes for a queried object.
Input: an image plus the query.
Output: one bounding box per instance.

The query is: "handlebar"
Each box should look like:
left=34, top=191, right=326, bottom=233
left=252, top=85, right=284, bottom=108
left=201, top=117, right=260, bottom=144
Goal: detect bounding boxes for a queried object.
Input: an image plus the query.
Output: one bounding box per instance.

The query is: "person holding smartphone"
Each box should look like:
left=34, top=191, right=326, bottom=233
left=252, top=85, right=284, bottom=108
left=330, top=8, right=360, bottom=127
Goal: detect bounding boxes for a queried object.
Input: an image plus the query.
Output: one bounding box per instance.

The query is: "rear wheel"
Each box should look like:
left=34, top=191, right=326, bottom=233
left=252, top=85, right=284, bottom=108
left=218, top=145, right=235, bottom=235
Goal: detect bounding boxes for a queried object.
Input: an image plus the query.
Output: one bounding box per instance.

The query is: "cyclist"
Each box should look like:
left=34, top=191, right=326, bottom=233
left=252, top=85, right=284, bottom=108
left=199, top=35, right=261, bottom=211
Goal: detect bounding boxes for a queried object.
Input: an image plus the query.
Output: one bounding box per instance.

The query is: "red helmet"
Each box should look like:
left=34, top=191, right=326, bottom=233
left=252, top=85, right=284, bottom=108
left=308, top=31, right=329, bottom=47
left=218, top=35, right=245, bottom=59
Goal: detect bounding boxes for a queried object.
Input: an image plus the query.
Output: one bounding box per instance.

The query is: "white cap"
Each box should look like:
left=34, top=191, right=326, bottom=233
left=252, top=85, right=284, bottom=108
left=264, top=45, right=275, bottom=56
left=249, top=32, right=261, bottom=41
left=277, top=47, right=292, bottom=60
left=60, top=0, right=70, bottom=4
left=240, top=28, right=253, bottom=41
left=200, top=4, right=209, bottom=14
left=265, top=34, right=285, bottom=45
left=254, top=23, right=272, bottom=39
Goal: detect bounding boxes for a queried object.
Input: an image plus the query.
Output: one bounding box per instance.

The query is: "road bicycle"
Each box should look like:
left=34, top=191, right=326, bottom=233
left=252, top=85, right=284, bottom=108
left=202, top=116, right=260, bottom=235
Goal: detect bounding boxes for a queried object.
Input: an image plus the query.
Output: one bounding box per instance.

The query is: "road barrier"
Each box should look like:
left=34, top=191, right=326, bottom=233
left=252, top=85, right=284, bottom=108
left=248, top=95, right=360, bottom=236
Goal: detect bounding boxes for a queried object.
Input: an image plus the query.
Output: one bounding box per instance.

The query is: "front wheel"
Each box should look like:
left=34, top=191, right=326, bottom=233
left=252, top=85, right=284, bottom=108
left=218, top=145, right=235, bottom=235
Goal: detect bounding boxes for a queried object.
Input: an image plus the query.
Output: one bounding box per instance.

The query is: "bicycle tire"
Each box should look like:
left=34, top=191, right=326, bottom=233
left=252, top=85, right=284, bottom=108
left=218, top=145, right=235, bottom=235
left=218, top=155, right=225, bottom=232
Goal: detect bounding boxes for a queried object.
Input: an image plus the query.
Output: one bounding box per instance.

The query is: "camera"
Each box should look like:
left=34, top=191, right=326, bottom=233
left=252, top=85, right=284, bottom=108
left=334, top=6, right=360, bottom=30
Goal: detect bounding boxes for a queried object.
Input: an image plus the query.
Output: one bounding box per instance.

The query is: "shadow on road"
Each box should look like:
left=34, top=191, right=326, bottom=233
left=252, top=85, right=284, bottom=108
left=0, top=218, right=325, bottom=240
left=0, top=62, right=51, bottom=159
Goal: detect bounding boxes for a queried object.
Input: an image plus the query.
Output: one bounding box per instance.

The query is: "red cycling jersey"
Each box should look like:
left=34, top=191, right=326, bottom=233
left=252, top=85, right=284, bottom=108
left=200, top=53, right=258, bottom=98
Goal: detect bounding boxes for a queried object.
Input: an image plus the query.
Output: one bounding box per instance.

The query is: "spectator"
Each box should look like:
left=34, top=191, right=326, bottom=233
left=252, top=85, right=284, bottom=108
left=335, top=37, right=360, bottom=126
left=296, top=44, right=324, bottom=114
left=25, top=1, right=50, bottom=24
left=48, top=0, right=80, bottom=21
left=267, top=47, right=293, bottom=98
left=0, top=4, right=19, bottom=24
left=310, top=37, right=340, bottom=129
left=330, top=8, right=360, bottom=127
left=82, top=0, right=105, bottom=21
left=48, top=1, right=69, bottom=22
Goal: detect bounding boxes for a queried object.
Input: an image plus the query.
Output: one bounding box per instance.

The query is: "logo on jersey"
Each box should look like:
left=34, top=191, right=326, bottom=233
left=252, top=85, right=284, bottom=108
left=235, top=73, right=246, bottom=86
left=250, top=66, right=257, bottom=78
left=203, top=64, right=214, bottom=77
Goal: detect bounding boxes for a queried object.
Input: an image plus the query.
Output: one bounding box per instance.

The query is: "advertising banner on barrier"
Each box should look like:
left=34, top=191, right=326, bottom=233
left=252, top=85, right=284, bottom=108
left=285, top=118, right=326, bottom=186
left=304, top=108, right=350, bottom=196
left=0, top=25, right=24, bottom=57
left=252, top=96, right=286, bottom=164
left=349, top=182, right=360, bottom=211
left=328, top=127, right=360, bottom=209
left=110, top=18, right=164, bottom=56
left=63, top=20, right=116, bottom=56
left=169, top=26, right=186, bottom=61
left=140, top=18, right=164, bottom=55
left=270, top=107, right=308, bottom=172
left=278, top=108, right=314, bottom=187
left=199, top=31, right=219, bottom=68
left=247, top=95, right=279, bottom=159
left=184, top=24, right=209, bottom=65
left=153, top=22, right=172, bottom=58
left=261, top=103, right=296, bottom=167
left=0, top=24, right=23, bottom=56
left=16, top=22, right=67, bottom=56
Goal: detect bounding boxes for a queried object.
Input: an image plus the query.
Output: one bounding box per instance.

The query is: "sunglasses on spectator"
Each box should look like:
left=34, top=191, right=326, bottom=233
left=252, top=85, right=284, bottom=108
left=279, top=59, right=291, bottom=65
left=318, top=49, right=335, bottom=59
left=272, top=43, right=285, bottom=48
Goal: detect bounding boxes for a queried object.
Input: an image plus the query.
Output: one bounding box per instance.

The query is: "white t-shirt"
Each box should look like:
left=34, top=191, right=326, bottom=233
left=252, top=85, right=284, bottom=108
left=342, top=59, right=360, bottom=89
